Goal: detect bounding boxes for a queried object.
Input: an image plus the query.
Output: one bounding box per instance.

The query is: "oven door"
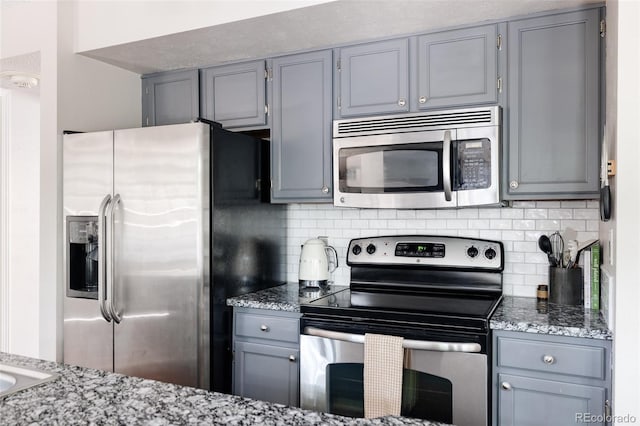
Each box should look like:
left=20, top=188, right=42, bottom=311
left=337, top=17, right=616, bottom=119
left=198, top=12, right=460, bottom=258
left=333, top=129, right=458, bottom=209
left=300, top=329, right=488, bottom=426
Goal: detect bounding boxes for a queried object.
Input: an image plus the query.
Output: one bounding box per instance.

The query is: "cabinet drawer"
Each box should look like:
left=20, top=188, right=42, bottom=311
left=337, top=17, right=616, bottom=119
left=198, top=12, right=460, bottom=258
left=235, top=313, right=299, bottom=343
left=497, top=336, right=605, bottom=380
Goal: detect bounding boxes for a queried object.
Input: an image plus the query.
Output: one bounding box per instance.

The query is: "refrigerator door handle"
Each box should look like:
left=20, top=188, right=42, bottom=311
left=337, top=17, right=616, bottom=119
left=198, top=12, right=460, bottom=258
left=98, top=194, right=112, bottom=322
left=106, top=193, right=122, bottom=324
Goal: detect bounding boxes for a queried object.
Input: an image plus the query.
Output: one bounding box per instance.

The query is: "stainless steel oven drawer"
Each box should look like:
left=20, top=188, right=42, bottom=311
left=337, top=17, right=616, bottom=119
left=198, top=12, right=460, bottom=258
left=496, top=336, right=606, bottom=380
left=235, top=312, right=299, bottom=344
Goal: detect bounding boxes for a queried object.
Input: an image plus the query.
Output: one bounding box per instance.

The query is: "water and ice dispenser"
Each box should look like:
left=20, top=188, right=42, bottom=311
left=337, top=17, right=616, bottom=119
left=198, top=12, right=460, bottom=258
left=66, top=217, right=99, bottom=299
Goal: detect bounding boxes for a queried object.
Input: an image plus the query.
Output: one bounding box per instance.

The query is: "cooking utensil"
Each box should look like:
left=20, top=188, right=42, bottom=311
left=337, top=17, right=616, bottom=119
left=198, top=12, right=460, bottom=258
left=565, top=239, right=578, bottom=268
left=538, top=235, right=556, bottom=267
left=549, top=231, right=564, bottom=268
left=574, top=239, right=598, bottom=265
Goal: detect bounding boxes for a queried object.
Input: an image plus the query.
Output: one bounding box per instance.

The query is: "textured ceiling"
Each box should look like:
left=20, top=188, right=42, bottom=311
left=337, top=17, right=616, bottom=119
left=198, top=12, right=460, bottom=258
left=80, top=0, right=602, bottom=75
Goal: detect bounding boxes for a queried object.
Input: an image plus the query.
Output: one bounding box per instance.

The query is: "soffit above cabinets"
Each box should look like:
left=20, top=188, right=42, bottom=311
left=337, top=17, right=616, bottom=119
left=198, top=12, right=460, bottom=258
left=79, top=0, right=602, bottom=75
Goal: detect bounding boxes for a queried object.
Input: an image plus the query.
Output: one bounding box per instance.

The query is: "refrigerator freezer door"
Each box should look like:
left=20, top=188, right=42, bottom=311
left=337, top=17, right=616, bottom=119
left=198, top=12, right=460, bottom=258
left=63, top=131, right=114, bottom=371
left=112, top=123, right=210, bottom=388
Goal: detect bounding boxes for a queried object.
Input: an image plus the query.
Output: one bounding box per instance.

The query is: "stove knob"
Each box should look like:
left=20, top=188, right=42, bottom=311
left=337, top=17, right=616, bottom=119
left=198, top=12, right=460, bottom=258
left=352, top=244, right=362, bottom=255
left=485, top=247, right=497, bottom=260
left=366, top=244, right=376, bottom=255
left=467, top=246, right=479, bottom=258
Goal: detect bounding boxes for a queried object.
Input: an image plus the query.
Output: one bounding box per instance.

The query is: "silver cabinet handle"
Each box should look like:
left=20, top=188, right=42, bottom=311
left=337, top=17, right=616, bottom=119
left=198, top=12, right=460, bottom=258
left=289, top=355, right=297, bottom=362
left=501, top=382, right=512, bottom=390
left=443, top=130, right=453, bottom=202
left=510, top=180, right=519, bottom=189
left=260, top=324, right=269, bottom=332
left=398, top=98, right=406, bottom=107
left=303, top=327, right=481, bottom=353
left=321, top=186, right=329, bottom=194
left=419, top=96, right=427, bottom=104
left=98, top=194, right=112, bottom=322
left=543, top=355, right=555, bottom=364
left=106, top=194, right=122, bottom=324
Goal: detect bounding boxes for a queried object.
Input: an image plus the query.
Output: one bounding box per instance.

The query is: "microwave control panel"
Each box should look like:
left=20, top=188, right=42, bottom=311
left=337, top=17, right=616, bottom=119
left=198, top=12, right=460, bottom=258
left=455, top=139, right=491, bottom=190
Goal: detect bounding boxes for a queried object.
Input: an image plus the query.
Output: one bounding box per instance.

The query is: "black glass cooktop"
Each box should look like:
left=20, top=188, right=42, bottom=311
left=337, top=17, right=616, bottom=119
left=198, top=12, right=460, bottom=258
left=301, top=288, right=502, bottom=332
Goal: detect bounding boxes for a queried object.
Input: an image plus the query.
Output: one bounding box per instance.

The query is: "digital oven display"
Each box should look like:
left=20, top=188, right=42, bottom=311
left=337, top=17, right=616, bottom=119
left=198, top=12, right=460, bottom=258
left=395, top=243, right=445, bottom=258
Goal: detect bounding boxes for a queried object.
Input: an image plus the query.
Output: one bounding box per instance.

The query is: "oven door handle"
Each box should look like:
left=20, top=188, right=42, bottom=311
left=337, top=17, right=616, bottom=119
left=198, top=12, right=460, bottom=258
left=303, top=326, right=482, bottom=353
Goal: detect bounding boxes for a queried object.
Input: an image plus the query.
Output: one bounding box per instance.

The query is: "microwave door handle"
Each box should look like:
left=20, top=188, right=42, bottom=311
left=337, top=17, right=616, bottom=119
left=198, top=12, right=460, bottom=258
left=98, top=194, right=112, bottom=322
left=443, top=130, right=453, bottom=202
left=303, top=327, right=481, bottom=353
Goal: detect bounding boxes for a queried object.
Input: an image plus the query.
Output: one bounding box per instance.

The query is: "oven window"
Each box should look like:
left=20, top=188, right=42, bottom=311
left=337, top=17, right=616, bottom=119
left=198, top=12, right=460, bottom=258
left=326, top=363, right=453, bottom=423
left=338, top=144, right=443, bottom=194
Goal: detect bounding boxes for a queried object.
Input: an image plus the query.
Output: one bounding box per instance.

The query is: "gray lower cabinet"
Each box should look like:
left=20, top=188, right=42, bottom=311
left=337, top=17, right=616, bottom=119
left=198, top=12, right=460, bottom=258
left=233, top=308, right=301, bottom=407
left=505, top=8, right=601, bottom=199
left=270, top=50, right=333, bottom=202
left=142, top=69, right=199, bottom=127
left=414, top=24, right=499, bottom=110
left=337, top=38, right=410, bottom=117
left=493, top=331, right=611, bottom=426
left=200, top=60, right=267, bottom=129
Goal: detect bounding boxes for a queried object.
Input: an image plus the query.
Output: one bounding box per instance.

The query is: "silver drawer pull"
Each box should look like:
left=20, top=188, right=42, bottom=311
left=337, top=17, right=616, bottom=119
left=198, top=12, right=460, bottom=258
left=501, top=382, right=512, bottom=391
left=289, top=355, right=297, bottom=362
left=303, top=326, right=481, bottom=353
left=260, top=324, right=269, bottom=332
left=543, top=355, right=555, bottom=364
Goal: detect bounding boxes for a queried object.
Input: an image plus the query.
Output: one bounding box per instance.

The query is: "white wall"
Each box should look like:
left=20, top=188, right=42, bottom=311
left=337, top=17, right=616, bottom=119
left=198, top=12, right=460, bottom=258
left=74, top=0, right=333, bottom=52
left=4, top=89, right=41, bottom=357
left=611, top=0, right=640, bottom=419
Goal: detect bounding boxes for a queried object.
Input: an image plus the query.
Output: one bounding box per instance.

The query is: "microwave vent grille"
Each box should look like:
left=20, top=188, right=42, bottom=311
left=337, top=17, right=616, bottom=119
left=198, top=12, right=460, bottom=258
left=335, top=107, right=499, bottom=137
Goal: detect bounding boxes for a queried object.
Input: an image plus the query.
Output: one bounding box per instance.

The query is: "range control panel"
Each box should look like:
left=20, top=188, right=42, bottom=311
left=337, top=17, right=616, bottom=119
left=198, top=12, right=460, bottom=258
left=347, top=235, right=503, bottom=271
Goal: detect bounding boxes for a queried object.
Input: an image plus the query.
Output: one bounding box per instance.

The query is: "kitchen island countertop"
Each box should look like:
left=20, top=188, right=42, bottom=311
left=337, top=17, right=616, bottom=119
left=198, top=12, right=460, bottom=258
left=490, top=296, right=612, bottom=340
left=0, top=352, right=450, bottom=425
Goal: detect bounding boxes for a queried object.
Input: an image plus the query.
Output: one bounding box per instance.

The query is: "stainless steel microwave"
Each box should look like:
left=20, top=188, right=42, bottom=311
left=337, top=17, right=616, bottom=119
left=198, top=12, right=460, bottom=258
left=333, top=106, right=501, bottom=209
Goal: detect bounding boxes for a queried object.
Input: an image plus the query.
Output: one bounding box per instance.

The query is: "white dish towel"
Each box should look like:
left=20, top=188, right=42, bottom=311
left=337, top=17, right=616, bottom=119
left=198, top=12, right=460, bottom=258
left=363, top=333, right=404, bottom=418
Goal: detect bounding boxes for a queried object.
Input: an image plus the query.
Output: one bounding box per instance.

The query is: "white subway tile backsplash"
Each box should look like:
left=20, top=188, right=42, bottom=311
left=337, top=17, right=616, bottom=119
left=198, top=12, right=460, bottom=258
left=285, top=204, right=599, bottom=296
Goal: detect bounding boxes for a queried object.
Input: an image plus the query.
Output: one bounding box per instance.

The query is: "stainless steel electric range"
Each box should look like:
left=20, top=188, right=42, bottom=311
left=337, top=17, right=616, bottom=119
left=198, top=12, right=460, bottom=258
left=300, top=235, right=504, bottom=426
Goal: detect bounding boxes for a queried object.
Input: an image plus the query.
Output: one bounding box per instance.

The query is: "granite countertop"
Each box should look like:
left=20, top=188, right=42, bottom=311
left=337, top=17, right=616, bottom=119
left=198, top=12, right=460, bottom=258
left=226, top=282, right=349, bottom=312
left=0, top=352, right=449, bottom=425
left=490, top=296, right=613, bottom=340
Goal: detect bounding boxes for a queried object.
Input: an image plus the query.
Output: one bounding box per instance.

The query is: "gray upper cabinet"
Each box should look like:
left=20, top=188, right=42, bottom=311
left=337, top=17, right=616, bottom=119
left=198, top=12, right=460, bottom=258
left=337, top=38, right=409, bottom=117
left=142, top=69, right=199, bottom=127
left=414, top=25, right=499, bottom=110
left=270, top=50, right=333, bottom=202
left=505, top=9, right=601, bottom=199
left=200, top=60, right=267, bottom=128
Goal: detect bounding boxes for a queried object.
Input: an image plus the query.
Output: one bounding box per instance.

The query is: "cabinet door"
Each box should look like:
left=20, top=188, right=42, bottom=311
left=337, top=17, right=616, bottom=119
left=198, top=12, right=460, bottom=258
left=415, top=25, right=498, bottom=110
left=271, top=50, right=333, bottom=202
left=142, top=69, right=199, bottom=127
left=338, top=39, right=409, bottom=117
left=234, top=341, right=299, bottom=407
left=498, top=374, right=605, bottom=426
left=506, top=9, right=600, bottom=199
left=200, top=60, right=266, bottom=128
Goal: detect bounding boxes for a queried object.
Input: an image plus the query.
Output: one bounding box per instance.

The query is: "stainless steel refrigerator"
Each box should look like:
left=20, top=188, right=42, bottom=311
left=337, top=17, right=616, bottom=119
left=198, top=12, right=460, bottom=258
left=63, top=122, right=285, bottom=392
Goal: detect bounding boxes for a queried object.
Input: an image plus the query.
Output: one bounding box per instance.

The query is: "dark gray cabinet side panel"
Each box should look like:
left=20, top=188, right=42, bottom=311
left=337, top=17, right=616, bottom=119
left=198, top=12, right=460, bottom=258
left=271, top=50, right=333, bottom=202
left=200, top=60, right=266, bottom=128
left=338, top=38, right=409, bottom=117
left=506, top=9, right=600, bottom=199
left=142, top=69, right=199, bottom=127
left=415, top=25, right=498, bottom=110
left=497, top=374, right=605, bottom=426
left=234, top=341, right=299, bottom=407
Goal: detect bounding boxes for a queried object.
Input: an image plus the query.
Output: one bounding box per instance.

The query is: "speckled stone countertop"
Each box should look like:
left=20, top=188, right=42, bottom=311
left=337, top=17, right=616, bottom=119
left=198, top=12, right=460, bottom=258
left=0, top=352, right=450, bottom=425
left=226, top=282, right=349, bottom=312
left=490, top=296, right=612, bottom=340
